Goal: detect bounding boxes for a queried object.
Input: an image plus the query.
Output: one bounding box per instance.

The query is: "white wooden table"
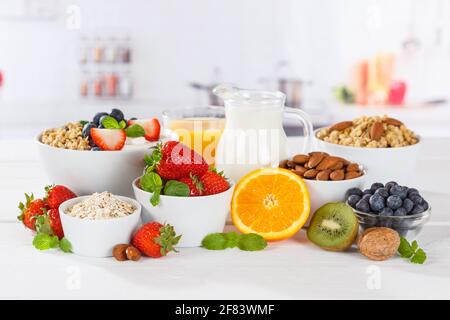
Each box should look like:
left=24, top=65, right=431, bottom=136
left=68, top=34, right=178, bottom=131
left=1, top=138, right=450, bottom=299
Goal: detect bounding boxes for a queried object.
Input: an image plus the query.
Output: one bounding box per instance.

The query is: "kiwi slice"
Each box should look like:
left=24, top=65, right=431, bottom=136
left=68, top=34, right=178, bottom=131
left=307, top=202, right=359, bottom=251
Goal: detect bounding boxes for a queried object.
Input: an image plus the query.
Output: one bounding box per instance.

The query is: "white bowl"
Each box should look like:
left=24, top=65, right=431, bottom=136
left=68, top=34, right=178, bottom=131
left=59, top=195, right=142, bottom=257
left=303, top=172, right=366, bottom=225
left=132, top=177, right=234, bottom=247
left=313, top=129, right=421, bottom=186
left=35, top=133, right=153, bottom=197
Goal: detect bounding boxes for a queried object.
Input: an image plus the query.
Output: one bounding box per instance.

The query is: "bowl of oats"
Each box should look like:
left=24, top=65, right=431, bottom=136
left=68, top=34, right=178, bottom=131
left=59, top=192, right=141, bottom=257
left=35, top=122, right=155, bottom=197
left=314, top=115, right=421, bottom=185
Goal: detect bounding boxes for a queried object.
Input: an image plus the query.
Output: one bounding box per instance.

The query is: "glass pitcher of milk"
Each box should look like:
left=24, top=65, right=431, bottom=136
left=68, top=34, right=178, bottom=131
left=213, top=84, right=313, bottom=183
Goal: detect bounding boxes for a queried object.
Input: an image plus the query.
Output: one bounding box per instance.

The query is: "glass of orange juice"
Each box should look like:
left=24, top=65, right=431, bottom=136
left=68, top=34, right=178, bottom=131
left=162, top=107, right=225, bottom=166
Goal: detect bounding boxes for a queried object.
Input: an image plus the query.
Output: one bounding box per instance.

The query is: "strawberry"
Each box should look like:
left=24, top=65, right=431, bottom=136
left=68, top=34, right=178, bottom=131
left=200, top=171, right=229, bottom=195
left=128, top=118, right=160, bottom=142
left=45, top=185, right=77, bottom=209
left=91, top=128, right=126, bottom=150
left=145, top=141, right=208, bottom=180
left=179, top=174, right=204, bottom=196
left=35, top=208, right=64, bottom=240
left=18, top=194, right=48, bottom=230
left=132, top=222, right=181, bottom=258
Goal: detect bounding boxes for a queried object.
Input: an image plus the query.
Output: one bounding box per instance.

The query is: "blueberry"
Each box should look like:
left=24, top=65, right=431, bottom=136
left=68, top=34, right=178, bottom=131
left=409, top=194, right=423, bottom=205
left=91, top=147, right=102, bottom=151
left=422, top=200, right=429, bottom=211
left=411, top=204, right=426, bottom=215
left=82, top=122, right=97, bottom=139
left=347, top=195, right=361, bottom=208
left=402, top=198, right=414, bottom=213
left=355, top=199, right=371, bottom=213
left=369, top=194, right=385, bottom=212
left=386, top=195, right=403, bottom=210
left=98, top=115, right=109, bottom=128
left=399, top=186, right=408, bottom=199
left=363, top=189, right=373, bottom=195
left=390, top=185, right=403, bottom=196
left=385, top=181, right=398, bottom=191
left=370, top=182, right=384, bottom=192
left=394, top=207, right=407, bottom=216
left=379, top=207, right=394, bottom=216
left=362, top=194, right=372, bottom=202
left=374, top=187, right=389, bottom=198
left=345, top=188, right=363, bottom=199
left=93, top=112, right=108, bottom=126
left=110, top=108, right=124, bottom=122
left=407, top=188, right=419, bottom=197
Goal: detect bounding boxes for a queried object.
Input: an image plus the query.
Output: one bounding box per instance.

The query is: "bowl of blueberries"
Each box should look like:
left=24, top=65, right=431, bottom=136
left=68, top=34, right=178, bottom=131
left=345, top=181, right=430, bottom=238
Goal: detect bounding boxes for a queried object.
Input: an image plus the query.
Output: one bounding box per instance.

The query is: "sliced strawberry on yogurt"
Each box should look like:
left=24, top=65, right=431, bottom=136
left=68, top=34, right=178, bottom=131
left=128, top=118, right=161, bottom=142
left=91, top=128, right=126, bottom=150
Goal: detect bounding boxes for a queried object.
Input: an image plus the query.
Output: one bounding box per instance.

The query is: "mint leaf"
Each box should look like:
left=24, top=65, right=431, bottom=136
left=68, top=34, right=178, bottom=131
left=140, top=172, right=162, bottom=193
left=33, top=233, right=59, bottom=251
left=202, top=233, right=228, bottom=250
left=59, top=237, right=72, bottom=253
left=225, top=231, right=241, bottom=248
left=119, top=120, right=127, bottom=129
left=237, top=233, right=267, bottom=251
left=101, top=116, right=120, bottom=129
left=79, top=120, right=89, bottom=126
left=411, top=248, right=427, bottom=264
left=125, top=124, right=145, bottom=137
left=398, top=237, right=414, bottom=258
left=411, top=240, right=418, bottom=252
left=150, top=190, right=161, bottom=206
left=164, top=180, right=190, bottom=197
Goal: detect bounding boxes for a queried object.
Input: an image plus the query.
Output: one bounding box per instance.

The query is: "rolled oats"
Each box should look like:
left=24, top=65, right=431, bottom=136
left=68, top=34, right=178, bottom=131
left=317, top=115, right=418, bottom=148
left=65, top=192, right=136, bottom=220
left=41, top=122, right=91, bottom=150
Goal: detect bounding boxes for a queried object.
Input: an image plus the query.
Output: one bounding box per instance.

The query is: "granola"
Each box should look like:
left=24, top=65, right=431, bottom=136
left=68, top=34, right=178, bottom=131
left=316, top=115, right=418, bottom=148
left=41, top=122, right=91, bottom=150
left=65, top=192, right=136, bottom=220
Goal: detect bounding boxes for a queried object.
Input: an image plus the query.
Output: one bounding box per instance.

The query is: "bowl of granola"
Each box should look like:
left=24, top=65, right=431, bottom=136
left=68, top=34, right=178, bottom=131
left=313, top=115, right=421, bottom=185
left=35, top=118, right=163, bottom=197
left=59, top=192, right=141, bottom=257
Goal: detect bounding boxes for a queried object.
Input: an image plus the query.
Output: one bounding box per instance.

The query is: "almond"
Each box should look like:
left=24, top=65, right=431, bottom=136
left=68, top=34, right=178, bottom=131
left=316, top=156, right=340, bottom=171
left=329, top=121, right=353, bottom=132
left=358, top=227, right=400, bottom=261
left=286, top=160, right=296, bottom=168
left=303, top=169, right=318, bottom=179
left=329, top=161, right=344, bottom=170
left=113, top=244, right=129, bottom=261
left=316, top=169, right=331, bottom=181
left=126, top=246, right=142, bottom=261
left=307, top=153, right=325, bottom=168
left=370, top=122, right=384, bottom=141
left=294, top=165, right=307, bottom=174
left=293, top=154, right=310, bottom=164
left=345, top=170, right=362, bottom=180
left=330, top=169, right=345, bottom=181
left=384, top=117, right=403, bottom=127
left=336, top=157, right=350, bottom=166
left=279, top=159, right=289, bottom=168
left=346, top=163, right=360, bottom=172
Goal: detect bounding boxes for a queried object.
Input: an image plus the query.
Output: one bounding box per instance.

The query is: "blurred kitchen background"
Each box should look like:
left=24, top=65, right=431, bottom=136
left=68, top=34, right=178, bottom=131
left=1, top=0, right=450, bottom=138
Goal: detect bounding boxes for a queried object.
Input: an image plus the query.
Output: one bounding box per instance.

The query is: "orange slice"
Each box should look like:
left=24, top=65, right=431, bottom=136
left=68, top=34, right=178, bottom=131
left=231, top=168, right=310, bottom=241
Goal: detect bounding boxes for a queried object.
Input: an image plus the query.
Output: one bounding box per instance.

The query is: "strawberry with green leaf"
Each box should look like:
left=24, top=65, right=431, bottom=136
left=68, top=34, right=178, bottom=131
left=132, top=222, right=181, bottom=258
left=44, top=185, right=77, bottom=209
left=18, top=193, right=48, bottom=230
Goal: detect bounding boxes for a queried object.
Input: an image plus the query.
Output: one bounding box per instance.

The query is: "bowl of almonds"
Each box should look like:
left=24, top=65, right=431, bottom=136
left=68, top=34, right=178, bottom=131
left=313, top=115, right=421, bottom=185
left=280, top=152, right=366, bottom=221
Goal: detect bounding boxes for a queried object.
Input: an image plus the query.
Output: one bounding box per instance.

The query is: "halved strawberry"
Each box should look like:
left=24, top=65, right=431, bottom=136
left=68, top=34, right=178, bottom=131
left=128, top=118, right=160, bottom=142
left=91, top=128, right=126, bottom=151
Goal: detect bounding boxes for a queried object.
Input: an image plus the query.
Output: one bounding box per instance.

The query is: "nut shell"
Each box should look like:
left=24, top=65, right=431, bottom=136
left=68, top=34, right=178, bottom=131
left=358, top=227, right=400, bottom=261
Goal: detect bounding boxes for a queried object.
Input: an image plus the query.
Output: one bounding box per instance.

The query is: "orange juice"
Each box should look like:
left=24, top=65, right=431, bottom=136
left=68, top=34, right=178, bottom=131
left=168, top=118, right=225, bottom=165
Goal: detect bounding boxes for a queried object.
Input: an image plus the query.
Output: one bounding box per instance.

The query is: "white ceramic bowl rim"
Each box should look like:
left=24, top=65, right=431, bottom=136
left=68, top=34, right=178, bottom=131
left=59, top=195, right=142, bottom=223
left=133, top=176, right=234, bottom=199
left=313, top=127, right=422, bottom=150
left=350, top=201, right=431, bottom=220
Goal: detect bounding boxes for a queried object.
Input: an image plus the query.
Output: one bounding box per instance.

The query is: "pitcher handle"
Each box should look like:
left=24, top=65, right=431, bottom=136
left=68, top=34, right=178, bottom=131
left=284, top=107, right=313, bottom=154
